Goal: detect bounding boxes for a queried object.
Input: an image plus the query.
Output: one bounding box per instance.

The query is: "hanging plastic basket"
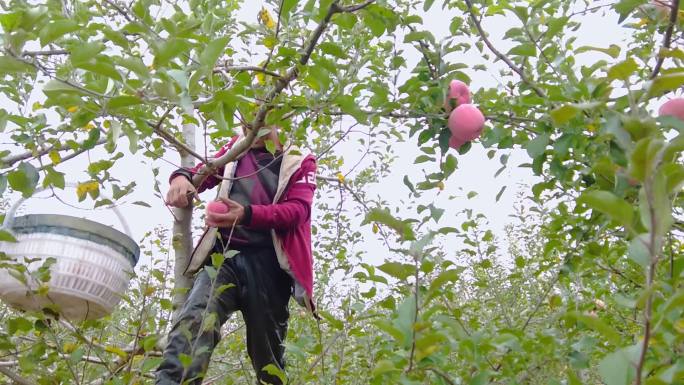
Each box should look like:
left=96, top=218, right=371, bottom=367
left=0, top=185, right=140, bottom=321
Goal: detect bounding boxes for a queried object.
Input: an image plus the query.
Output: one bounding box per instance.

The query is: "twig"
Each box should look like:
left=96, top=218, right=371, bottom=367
left=406, top=24, right=438, bottom=79
left=428, top=368, right=457, bottom=385
left=262, top=0, right=284, bottom=71
left=0, top=367, right=37, bottom=385
left=213, top=65, right=281, bottom=79
left=463, top=0, right=547, bottom=98
left=22, top=49, right=68, bottom=56
left=651, top=0, right=680, bottom=78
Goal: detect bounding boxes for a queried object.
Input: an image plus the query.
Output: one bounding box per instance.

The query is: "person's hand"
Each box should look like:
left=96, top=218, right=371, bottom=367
left=165, top=176, right=197, bottom=208
left=206, top=198, right=245, bottom=228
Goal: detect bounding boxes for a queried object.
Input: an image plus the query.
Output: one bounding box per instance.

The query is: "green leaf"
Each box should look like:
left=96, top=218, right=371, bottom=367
left=628, top=234, right=650, bottom=268
left=550, top=104, right=579, bottom=125
left=318, top=42, right=347, bottom=59
left=282, top=0, right=299, bottom=18
left=377, top=262, right=414, bottom=280
left=0, top=230, right=17, bottom=242
left=629, top=137, right=664, bottom=182
left=430, top=269, right=460, bottom=289
left=39, top=19, right=78, bottom=46
left=598, top=346, right=638, bottom=385
left=8, top=162, right=39, bottom=198
left=567, top=312, right=622, bottom=345
left=153, top=38, right=192, bottom=67
left=0, top=56, right=33, bottom=73
left=108, top=96, right=142, bottom=110
left=372, top=360, right=397, bottom=377
left=578, top=190, right=634, bottom=229
left=199, top=36, right=229, bottom=69
left=648, top=71, right=684, bottom=98
left=362, top=208, right=415, bottom=240
left=261, top=364, right=287, bottom=384
left=607, top=57, right=637, bottom=81
left=525, top=133, right=550, bottom=158
left=576, top=44, right=621, bottom=58
left=335, top=95, right=367, bottom=124
left=495, top=185, right=507, bottom=202
left=508, top=43, right=536, bottom=57
left=141, top=357, right=163, bottom=373
left=423, top=0, right=436, bottom=11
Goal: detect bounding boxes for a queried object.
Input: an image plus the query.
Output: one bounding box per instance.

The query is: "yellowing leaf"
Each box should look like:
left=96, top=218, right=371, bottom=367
left=336, top=172, right=345, bottom=183
left=256, top=71, right=265, bottom=85
left=105, top=345, right=128, bottom=359
left=67, top=106, right=78, bottom=113
left=63, top=342, right=78, bottom=353
left=48, top=151, right=61, bottom=164
left=372, top=223, right=379, bottom=234
left=76, top=180, right=99, bottom=201
left=437, top=181, right=445, bottom=191
left=83, top=122, right=96, bottom=131
left=32, top=102, right=42, bottom=111
left=258, top=7, right=276, bottom=30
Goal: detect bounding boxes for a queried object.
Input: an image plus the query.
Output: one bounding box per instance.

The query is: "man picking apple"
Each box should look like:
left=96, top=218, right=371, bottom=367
left=156, top=126, right=317, bottom=385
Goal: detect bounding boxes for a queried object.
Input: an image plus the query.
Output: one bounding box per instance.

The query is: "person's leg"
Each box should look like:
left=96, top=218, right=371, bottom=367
left=236, top=248, right=293, bottom=385
left=156, top=261, right=240, bottom=385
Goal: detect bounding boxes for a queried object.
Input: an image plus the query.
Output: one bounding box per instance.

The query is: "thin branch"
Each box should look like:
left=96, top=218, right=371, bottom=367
left=650, top=0, right=680, bottom=79
left=261, top=0, right=284, bottom=70
left=463, top=0, right=547, bottom=98
left=37, top=137, right=108, bottom=171
left=339, top=0, right=375, bottom=12
left=406, top=24, right=438, bottom=79
left=428, top=368, right=458, bottom=385
left=22, top=49, right=68, bottom=56
left=147, top=111, right=206, bottom=164
left=0, top=367, right=37, bottom=385
left=213, top=65, right=281, bottom=79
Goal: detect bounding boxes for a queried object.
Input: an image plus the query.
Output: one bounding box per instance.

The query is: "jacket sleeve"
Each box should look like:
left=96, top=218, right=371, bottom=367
left=247, top=157, right=317, bottom=231
left=168, top=137, right=237, bottom=193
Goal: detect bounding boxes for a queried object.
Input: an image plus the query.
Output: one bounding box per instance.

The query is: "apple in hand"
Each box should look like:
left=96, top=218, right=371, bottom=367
left=207, top=201, right=229, bottom=214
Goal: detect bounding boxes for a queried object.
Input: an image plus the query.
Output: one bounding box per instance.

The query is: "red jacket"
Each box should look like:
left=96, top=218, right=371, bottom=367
left=173, top=136, right=317, bottom=314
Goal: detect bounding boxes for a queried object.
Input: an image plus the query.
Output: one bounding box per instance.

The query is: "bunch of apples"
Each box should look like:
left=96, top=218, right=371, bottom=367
left=444, top=80, right=485, bottom=150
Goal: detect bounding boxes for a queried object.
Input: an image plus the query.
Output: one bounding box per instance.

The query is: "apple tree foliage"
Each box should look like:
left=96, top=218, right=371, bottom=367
left=0, top=0, right=683, bottom=384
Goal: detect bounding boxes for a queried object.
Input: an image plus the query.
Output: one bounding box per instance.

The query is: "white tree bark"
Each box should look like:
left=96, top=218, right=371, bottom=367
left=171, top=122, right=196, bottom=323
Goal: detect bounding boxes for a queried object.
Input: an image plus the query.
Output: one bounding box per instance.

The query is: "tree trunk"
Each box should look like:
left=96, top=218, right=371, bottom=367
left=171, top=122, right=196, bottom=323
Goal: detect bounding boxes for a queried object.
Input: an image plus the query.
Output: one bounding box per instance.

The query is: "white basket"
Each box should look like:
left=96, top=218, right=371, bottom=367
left=0, top=188, right=139, bottom=322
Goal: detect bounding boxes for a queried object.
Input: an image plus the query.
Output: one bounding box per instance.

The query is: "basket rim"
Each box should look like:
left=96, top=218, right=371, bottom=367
left=7, top=214, right=140, bottom=266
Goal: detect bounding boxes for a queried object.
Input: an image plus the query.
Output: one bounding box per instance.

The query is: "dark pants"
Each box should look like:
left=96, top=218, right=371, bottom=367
left=156, top=247, right=293, bottom=385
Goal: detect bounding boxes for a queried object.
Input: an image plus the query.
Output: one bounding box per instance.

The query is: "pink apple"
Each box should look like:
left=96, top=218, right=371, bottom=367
left=659, top=98, right=684, bottom=121
left=444, top=80, right=472, bottom=112
left=448, top=104, right=485, bottom=148
left=207, top=201, right=229, bottom=214
left=448, top=135, right=467, bottom=150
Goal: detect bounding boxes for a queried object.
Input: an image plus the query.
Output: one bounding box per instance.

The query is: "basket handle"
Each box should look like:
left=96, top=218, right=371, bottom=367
left=2, top=183, right=133, bottom=238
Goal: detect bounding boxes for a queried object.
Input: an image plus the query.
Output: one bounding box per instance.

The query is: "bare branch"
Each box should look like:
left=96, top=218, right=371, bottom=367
left=463, top=0, right=547, bottom=98
left=651, top=0, right=680, bottom=79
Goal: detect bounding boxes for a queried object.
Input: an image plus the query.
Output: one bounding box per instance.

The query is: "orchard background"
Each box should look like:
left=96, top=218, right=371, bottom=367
left=0, top=0, right=683, bottom=384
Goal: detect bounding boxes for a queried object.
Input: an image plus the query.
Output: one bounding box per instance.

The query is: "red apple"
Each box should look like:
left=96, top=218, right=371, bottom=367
left=448, top=104, right=485, bottom=148
left=659, top=98, right=684, bottom=121
left=448, top=135, right=467, bottom=150
left=444, top=80, right=472, bottom=112
left=207, top=201, right=229, bottom=214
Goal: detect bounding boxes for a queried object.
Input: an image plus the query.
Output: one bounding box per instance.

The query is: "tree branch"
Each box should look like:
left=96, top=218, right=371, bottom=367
left=213, top=65, right=281, bottom=79
left=22, top=49, right=68, bottom=56
left=463, top=0, right=547, bottom=98
left=0, top=367, right=38, bottom=385
left=650, top=0, right=680, bottom=79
